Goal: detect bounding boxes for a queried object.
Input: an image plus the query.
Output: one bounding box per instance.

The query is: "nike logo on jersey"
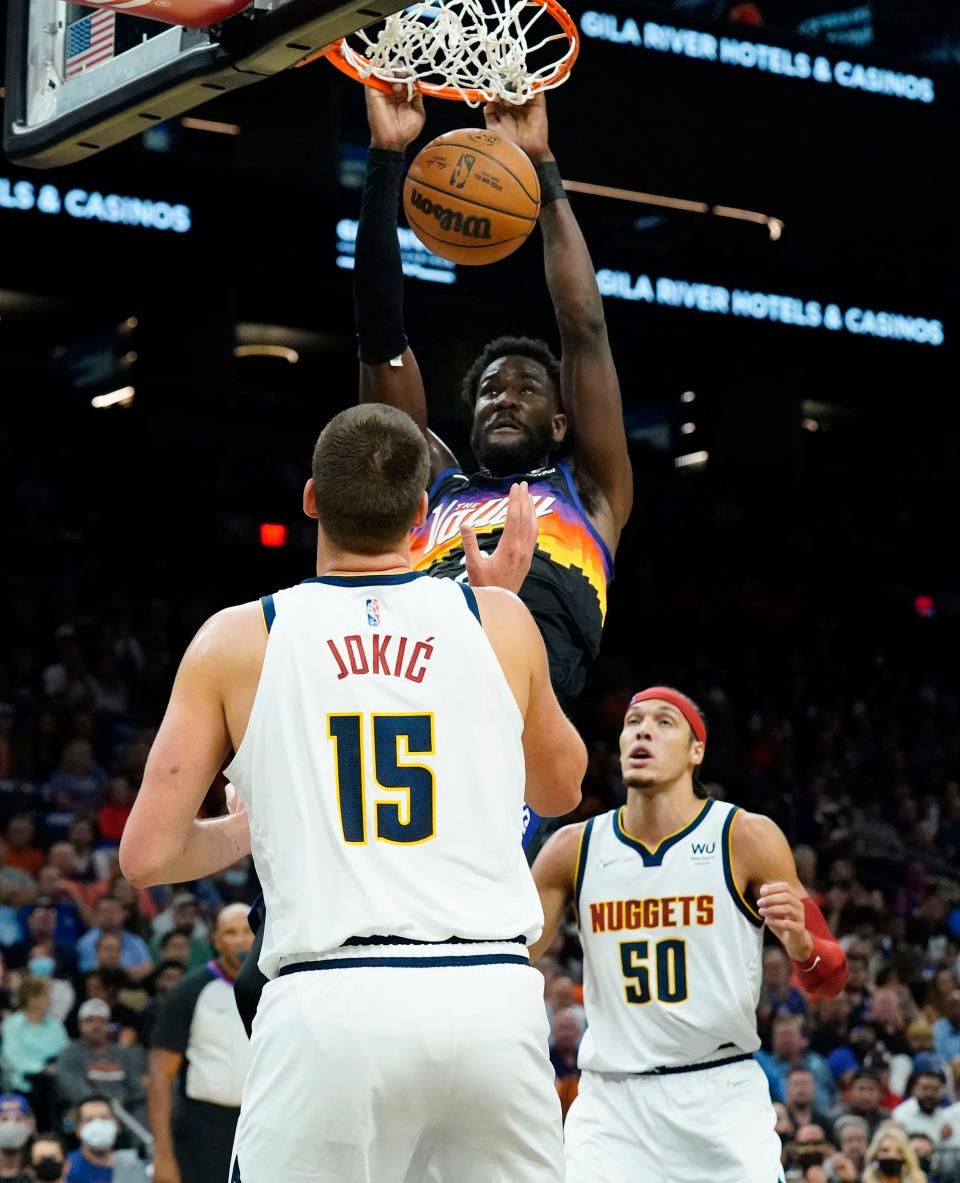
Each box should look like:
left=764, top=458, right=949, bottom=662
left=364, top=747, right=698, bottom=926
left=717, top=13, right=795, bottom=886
left=423, top=493, right=557, bottom=552
left=597, top=857, right=631, bottom=870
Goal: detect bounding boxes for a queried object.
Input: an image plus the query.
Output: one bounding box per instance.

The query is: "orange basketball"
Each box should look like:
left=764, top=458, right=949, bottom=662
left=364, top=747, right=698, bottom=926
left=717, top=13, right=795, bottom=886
left=403, top=129, right=541, bottom=266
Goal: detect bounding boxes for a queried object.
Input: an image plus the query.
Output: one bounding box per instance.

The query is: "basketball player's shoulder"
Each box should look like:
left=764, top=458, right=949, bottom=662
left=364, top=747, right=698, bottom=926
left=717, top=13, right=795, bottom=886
left=183, top=601, right=267, bottom=673
left=472, top=586, right=534, bottom=630
left=728, top=808, right=793, bottom=875
left=531, top=820, right=588, bottom=889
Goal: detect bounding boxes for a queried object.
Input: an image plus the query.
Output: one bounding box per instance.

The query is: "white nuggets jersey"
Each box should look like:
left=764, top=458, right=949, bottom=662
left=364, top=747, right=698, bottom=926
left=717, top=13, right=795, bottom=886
left=226, top=573, right=544, bottom=979
left=574, top=799, right=763, bottom=1073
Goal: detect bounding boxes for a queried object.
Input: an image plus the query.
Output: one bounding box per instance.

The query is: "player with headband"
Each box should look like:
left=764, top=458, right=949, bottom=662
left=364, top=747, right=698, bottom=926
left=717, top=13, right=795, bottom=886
left=530, top=685, right=848, bottom=1183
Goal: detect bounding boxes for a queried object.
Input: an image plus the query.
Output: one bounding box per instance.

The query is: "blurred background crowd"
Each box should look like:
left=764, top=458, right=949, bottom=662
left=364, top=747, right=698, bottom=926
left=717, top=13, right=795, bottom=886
left=1, top=456, right=958, bottom=1182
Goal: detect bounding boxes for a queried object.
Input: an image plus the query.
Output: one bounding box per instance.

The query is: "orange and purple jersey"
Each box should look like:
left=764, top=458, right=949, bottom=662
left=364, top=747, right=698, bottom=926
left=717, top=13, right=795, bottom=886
left=409, top=462, right=613, bottom=701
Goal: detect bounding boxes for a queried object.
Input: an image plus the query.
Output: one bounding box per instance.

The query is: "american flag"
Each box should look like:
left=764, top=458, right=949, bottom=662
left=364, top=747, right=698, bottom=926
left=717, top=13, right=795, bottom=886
left=65, top=9, right=116, bottom=78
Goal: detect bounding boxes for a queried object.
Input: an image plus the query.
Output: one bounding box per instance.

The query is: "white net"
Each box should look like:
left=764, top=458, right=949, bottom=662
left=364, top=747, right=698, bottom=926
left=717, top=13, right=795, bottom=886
left=334, top=0, right=577, bottom=105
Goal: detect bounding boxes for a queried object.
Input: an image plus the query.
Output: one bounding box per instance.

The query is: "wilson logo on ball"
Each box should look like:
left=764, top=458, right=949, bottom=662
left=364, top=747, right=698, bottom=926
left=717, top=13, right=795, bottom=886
left=407, top=188, right=492, bottom=240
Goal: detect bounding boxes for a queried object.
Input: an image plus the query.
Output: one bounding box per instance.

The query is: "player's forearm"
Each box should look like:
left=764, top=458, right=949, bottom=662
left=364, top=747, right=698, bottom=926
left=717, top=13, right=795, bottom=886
left=354, top=148, right=409, bottom=366
left=538, top=174, right=606, bottom=340
left=122, top=812, right=249, bottom=889
left=147, top=1076, right=176, bottom=1157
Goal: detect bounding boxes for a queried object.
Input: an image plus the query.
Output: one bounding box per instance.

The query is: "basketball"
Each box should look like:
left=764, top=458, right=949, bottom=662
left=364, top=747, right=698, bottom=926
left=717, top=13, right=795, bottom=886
left=403, top=129, right=542, bottom=266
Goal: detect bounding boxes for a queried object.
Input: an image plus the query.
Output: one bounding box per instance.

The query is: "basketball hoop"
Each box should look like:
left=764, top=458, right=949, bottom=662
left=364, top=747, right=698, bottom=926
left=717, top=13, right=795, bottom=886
left=317, top=0, right=578, bottom=106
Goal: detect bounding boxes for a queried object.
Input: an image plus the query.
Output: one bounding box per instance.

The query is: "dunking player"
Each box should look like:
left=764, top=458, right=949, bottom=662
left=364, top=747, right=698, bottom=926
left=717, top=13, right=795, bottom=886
left=232, top=86, right=634, bottom=1032
left=531, top=687, right=849, bottom=1183
left=120, top=404, right=586, bottom=1182
left=356, top=86, right=633, bottom=706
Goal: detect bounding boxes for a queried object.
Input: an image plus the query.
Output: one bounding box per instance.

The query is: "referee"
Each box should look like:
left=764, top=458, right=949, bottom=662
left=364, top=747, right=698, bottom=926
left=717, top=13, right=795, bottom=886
left=148, top=904, right=252, bottom=1183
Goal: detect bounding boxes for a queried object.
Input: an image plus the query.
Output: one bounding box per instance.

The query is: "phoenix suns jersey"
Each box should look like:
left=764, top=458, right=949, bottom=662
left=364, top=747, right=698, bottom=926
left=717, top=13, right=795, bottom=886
left=408, top=463, right=613, bottom=702
left=225, top=573, right=544, bottom=979
left=574, top=800, right=764, bottom=1073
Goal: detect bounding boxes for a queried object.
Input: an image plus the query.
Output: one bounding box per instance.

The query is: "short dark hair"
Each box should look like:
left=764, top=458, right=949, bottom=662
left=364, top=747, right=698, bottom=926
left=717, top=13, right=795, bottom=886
left=77, top=1094, right=113, bottom=1119
left=32, top=1131, right=66, bottom=1154
left=460, top=336, right=561, bottom=410
left=787, top=1065, right=814, bottom=1078
left=312, top=405, right=430, bottom=555
left=851, top=1069, right=880, bottom=1087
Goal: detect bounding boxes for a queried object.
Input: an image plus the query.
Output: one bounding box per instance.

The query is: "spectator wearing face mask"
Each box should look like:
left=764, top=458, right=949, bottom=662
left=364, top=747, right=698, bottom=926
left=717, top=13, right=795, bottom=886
left=15, top=944, right=76, bottom=1024
left=787, top=1122, right=832, bottom=1179
left=30, top=1131, right=68, bottom=1183
left=64, top=1096, right=149, bottom=1183
left=0, top=1093, right=34, bottom=1183
left=862, top=1126, right=927, bottom=1183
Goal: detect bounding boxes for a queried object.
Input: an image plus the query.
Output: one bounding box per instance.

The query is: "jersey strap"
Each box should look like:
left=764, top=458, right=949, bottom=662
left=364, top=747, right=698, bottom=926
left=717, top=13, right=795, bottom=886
left=458, top=583, right=481, bottom=624
left=259, top=595, right=276, bottom=635
left=573, top=816, right=595, bottom=919
left=721, top=807, right=764, bottom=927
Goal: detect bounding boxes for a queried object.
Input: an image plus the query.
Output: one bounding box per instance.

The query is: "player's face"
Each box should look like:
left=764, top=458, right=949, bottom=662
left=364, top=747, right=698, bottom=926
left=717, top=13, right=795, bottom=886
left=470, top=355, right=565, bottom=475
left=618, top=700, right=702, bottom=790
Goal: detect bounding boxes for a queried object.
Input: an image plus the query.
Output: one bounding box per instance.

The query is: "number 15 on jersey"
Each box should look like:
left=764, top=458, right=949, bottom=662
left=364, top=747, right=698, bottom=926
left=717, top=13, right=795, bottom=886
left=327, top=713, right=436, bottom=846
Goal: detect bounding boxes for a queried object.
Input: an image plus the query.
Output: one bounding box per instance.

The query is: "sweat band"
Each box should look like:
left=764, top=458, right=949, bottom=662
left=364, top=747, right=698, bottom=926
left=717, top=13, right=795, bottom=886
left=794, top=897, right=848, bottom=997
left=628, top=686, right=707, bottom=744
left=535, top=159, right=567, bottom=207
left=354, top=147, right=409, bottom=365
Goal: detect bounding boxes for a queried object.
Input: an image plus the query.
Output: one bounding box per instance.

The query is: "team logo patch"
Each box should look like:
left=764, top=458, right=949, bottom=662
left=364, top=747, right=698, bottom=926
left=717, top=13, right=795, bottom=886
left=365, top=597, right=381, bottom=627
left=689, top=840, right=716, bottom=866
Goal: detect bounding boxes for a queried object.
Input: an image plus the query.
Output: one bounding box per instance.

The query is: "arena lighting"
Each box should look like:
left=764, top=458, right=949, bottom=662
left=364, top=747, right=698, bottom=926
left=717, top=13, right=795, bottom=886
left=90, top=386, right=134, bottom=409
left=674, top=450, right=709, bottom=468
left=563, top=179, right=785, bottom=241
left=914, top=595, right=935, bottom=619
left=233, top=345, right=299, bottom=363
left=124, top=317, right=139, bottom=330
left=680, top=422, right=696, bottom=435
left=680, top=391, right=696, bottom=403
left=180, top=117, right=241, bottom=136
left=802, top=418, right=819, bottom=432
left=260, top=523, right=287, bottom=548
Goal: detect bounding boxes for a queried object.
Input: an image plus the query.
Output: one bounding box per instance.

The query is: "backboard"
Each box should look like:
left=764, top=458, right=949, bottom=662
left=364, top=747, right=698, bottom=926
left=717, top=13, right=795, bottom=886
left=4, top=0, right=410, bottom=168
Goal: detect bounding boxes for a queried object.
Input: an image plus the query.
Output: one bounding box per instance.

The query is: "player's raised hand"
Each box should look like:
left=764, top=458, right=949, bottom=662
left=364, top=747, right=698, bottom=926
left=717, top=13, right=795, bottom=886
left=461, top=481, right=538, bottom=593
left=366, top=82, right=426, bottom=152
left=757, top=881, right=814, bottom=962
left=482, top=93, right=551, bottom=162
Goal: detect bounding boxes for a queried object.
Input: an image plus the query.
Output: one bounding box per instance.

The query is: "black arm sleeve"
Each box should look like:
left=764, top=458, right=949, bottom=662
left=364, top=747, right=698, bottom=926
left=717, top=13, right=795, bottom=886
left=354, top=147, right=409, bottom=365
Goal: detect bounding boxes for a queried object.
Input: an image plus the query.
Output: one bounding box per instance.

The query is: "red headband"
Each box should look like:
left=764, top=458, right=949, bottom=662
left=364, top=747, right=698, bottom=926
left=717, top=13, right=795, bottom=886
left=627, top=687, right=707, bottom=745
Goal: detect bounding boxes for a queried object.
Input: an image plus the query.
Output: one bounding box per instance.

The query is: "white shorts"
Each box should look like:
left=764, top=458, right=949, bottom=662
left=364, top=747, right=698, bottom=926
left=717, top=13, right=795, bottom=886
left=564, top=1058, right=784, bottom=1183
left=231, top=950, right=564, bottom=1183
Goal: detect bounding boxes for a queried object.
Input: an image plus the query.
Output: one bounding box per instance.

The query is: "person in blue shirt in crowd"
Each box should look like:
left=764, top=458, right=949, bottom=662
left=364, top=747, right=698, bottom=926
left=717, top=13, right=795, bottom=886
left=756, top=1011, right=835, bottom=1114
left=64, top=1096, right=148, bottom=1183
left=74, top=899, right=151, bottom=980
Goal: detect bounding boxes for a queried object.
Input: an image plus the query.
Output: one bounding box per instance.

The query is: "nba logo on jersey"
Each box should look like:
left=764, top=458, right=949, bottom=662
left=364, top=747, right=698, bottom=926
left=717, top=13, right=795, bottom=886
left=365, top=597, right=382, bottom=627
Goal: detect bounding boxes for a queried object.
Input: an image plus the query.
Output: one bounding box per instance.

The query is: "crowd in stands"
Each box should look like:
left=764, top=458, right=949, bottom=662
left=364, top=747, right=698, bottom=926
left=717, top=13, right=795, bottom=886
left=2, top=456, right=959, bottom=1181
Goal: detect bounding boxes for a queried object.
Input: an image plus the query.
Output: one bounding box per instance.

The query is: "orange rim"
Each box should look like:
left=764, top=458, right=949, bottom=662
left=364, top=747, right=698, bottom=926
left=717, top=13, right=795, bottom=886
left=308, top=0, right=579, bottom=104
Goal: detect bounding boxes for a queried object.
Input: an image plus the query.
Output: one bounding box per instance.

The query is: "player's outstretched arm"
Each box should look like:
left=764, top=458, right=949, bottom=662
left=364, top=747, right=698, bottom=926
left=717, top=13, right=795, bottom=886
left=484, top=94, right=633, bottom=548
left=119, top=606, right=257, bottom=888
left=476, top=586, right=585, bottom=815
left=528, top=823, right=583, bottom=961
left=357, top=86, right=458, bottom=478
left=732, top=812, right=848, bottom=999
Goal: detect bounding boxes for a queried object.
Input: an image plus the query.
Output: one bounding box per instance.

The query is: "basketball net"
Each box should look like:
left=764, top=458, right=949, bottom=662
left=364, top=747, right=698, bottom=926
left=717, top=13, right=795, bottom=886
left=323, top=0, right=578, bottom=106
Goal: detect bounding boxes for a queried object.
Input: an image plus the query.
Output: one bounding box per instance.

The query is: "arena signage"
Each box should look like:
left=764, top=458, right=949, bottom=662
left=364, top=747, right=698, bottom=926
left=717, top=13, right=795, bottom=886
left=335, top=217, right=456, bottom=285
left=579, top=15, right=936, bottom=104
left=0, top=176, right=191, bottom=233
left=596, top=269, right=945, bottom=347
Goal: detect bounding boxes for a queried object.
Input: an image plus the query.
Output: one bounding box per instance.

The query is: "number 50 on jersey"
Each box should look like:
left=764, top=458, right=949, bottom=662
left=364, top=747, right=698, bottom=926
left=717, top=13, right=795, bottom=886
left=328, top=712, right=436, bottom=845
